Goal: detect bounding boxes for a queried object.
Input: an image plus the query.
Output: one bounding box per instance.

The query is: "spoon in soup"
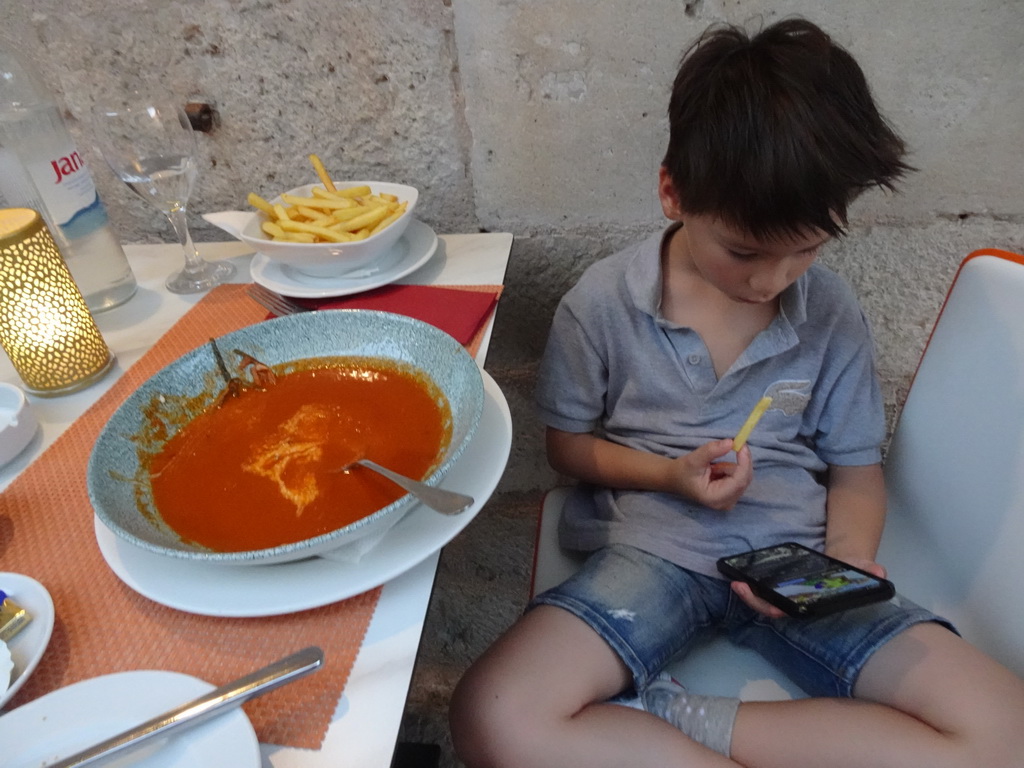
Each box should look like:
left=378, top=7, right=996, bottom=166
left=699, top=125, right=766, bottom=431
left=336, top=458, right=474, bottom=516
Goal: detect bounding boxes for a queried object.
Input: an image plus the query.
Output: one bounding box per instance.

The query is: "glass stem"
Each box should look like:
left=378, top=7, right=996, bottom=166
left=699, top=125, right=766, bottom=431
left=166, top=204, right=205, bottom=274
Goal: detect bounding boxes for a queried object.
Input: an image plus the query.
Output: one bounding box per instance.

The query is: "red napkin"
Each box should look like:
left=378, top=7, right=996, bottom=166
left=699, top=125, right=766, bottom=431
left=291, top=284, right=501, bottom=346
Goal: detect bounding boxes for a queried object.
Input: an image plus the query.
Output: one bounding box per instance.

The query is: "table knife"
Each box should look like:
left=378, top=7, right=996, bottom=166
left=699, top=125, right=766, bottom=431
left=46, top=645, right=324, bottom=768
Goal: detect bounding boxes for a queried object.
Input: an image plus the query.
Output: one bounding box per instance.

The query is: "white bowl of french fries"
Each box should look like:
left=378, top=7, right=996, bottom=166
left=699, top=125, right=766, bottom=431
left=204, top=160, right=418, bottom=279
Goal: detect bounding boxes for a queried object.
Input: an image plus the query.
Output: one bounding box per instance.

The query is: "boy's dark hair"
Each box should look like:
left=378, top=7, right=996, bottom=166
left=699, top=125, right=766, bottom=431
left=664, top=18, right=912, bottom=239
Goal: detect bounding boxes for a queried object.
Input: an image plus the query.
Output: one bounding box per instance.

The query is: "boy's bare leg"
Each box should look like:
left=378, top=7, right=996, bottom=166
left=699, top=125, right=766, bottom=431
left=452, top=608, right=1024, bottom=768
left=729, top=622, right=1024, bottom=768
left=450, top=604, right=738, bottom=768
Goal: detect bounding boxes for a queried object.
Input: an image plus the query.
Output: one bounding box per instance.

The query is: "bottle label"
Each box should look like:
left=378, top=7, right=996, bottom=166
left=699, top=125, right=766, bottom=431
left=22, top=137, right=112, bottom=240
left=0, top=147, right=70, bottom=247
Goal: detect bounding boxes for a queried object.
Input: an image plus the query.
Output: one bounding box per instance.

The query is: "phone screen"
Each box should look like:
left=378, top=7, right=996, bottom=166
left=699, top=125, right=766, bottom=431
left=720, top=543, right=890, bottom=612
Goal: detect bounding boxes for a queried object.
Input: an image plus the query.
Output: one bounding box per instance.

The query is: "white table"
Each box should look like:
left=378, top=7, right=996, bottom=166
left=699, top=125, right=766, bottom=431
left=0, top=232, right=512, bottom=768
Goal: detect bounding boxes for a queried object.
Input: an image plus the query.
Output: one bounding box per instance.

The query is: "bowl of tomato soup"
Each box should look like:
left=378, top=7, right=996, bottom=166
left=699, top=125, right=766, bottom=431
left=87, top=310, right=483, bottom=564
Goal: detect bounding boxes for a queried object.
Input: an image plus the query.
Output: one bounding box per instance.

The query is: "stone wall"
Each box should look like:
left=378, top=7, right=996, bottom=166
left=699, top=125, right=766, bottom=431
left=4, top=1, right=1022, bottom=765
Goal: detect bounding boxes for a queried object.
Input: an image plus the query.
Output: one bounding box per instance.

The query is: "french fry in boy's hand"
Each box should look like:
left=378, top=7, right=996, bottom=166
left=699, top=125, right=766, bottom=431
left=733, top=396, right=773, bottom=452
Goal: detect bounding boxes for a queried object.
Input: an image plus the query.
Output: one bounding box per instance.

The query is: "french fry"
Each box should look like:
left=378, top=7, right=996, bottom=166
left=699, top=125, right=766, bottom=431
left=334, top=204, right=391, bottom=233
left=261, top=221, right=287, bottom=239
left=733, top=396, right=773, bottom=452
left=323, top=207, right=382, bottom=229
left=248, top=192, right=275, bottom=216
left=310, top=187, right=343, bottom=201
left=281, top=193, right=357, bottom=211
left=277, top=219, right=356, bottom=242
left=295, top=205, right=335, bottom=224
left=309, top=154, right=336, bottom=192
left=329, top=185, right=372, bottom=199
left=369, top=204, right=408, bottom=235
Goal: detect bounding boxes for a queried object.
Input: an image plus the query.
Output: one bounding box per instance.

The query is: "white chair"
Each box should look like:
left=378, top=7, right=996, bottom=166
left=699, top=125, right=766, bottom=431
left=531, top=248, right=1024, bottom=701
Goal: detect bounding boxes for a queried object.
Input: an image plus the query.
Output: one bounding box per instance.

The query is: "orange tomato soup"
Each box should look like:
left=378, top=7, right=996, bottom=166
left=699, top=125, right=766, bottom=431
left=149, top=357, right=450, bottom=552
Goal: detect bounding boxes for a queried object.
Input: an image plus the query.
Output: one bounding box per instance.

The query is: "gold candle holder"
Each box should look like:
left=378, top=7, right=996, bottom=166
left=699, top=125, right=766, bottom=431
left=0, top=208, right=114, bottom=396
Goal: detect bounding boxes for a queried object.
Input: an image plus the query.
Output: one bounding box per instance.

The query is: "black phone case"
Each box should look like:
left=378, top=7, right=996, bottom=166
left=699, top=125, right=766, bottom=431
left=717, top=542, right=896, bottom=618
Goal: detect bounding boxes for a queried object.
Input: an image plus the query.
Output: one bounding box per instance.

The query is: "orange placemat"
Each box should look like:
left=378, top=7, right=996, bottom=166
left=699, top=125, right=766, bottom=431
left=0, top=282, right=502, bottom=749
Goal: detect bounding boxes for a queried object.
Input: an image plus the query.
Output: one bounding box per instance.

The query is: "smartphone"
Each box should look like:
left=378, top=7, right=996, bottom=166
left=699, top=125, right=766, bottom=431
left=717, top=542, right=895, bottom=618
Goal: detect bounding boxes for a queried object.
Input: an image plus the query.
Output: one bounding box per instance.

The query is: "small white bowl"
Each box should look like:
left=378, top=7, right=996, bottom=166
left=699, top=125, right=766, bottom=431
left=0, top=383, right=38, bottom=467
left=203, top=180, right=418, bottom=279
left=0, top=572, right=55, bottom=709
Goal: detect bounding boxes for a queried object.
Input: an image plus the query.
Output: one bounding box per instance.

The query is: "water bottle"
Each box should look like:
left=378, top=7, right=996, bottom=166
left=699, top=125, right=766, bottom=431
left=0, top=144, right=73, bottom=255
left=0, top=48, right=136, bottom=312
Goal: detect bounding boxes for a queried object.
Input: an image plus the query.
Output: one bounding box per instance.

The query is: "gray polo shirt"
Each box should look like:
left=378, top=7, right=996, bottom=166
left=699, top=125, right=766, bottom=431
left=536, top=225, right=885, bottom=578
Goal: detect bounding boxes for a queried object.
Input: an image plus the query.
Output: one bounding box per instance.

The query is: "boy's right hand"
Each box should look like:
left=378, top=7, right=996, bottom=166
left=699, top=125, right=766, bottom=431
left=666, top=438, right=752, bottom=510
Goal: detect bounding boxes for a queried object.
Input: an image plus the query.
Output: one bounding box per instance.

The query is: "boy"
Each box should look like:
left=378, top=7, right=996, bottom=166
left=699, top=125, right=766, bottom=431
left=451, top=17, right=1024, bottom=768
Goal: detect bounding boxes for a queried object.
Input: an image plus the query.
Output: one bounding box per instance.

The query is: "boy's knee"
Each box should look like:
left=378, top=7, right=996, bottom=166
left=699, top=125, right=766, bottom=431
left=450, top=663, right=540, bottom=768
left=449, top=670, right=490, bottom=764
left=967, top=691, right=1024, bottom=768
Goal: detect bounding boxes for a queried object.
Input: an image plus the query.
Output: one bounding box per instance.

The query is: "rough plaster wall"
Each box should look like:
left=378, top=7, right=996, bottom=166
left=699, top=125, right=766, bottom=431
left=3, top=2, right=1023, bottom=766
left=454, top=0, right=1024, bottom=231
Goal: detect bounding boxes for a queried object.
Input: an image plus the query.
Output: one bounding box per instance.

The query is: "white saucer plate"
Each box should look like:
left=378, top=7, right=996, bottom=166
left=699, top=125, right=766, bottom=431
left=94, top=370, right=511, bottom=617
left=0, top=572, right=55, bottom=709
left=0, top=670, right=259, bottom=768
left=250, top=219, right=439, bottom=299
left=0, top=383, right=39, bottom=469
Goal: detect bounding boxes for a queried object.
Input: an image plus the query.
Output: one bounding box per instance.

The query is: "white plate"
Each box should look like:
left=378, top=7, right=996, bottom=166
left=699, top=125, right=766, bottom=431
left=250, top=219, right=438, bottom=299
left=0, top=573, right=54, bottom=709
left=0, top=670, right=259, bottom=768
left=94, top=370, right=511, bottom=617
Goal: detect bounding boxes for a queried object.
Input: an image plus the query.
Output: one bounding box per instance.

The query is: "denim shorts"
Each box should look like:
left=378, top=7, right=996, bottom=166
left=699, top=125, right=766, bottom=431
left=531, top=543, right=956, bottom=698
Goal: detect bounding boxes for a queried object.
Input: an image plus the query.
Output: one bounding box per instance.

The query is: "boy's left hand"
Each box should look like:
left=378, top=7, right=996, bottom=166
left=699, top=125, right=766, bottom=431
left=729, top=581, right=789, bottom=619
left=730, top=557, right=889, bottom=620
left=837, top=556, right=887, bottom=580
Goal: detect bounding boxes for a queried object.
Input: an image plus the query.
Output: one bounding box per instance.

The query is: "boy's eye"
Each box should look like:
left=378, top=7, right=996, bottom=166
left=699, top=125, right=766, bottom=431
left=728, top=250, right=759, bottom=260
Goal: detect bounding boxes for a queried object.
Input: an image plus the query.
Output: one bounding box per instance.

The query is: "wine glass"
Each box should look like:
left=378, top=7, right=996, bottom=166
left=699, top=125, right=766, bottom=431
left=92, top=97, right=235, bottom=294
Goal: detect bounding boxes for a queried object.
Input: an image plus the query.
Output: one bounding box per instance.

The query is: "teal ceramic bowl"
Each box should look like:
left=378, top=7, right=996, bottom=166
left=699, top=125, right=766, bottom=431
left=87, top=310, right=483, bottom=565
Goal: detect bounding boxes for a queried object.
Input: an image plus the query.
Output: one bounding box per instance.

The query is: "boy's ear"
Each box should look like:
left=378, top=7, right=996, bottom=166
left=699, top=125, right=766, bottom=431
left=658, top=166, right=685, bottom=221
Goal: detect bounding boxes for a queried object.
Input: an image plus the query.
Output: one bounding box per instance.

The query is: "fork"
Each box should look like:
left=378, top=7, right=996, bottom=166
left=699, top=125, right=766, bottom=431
left=246, top=284, right=309, bottom=316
